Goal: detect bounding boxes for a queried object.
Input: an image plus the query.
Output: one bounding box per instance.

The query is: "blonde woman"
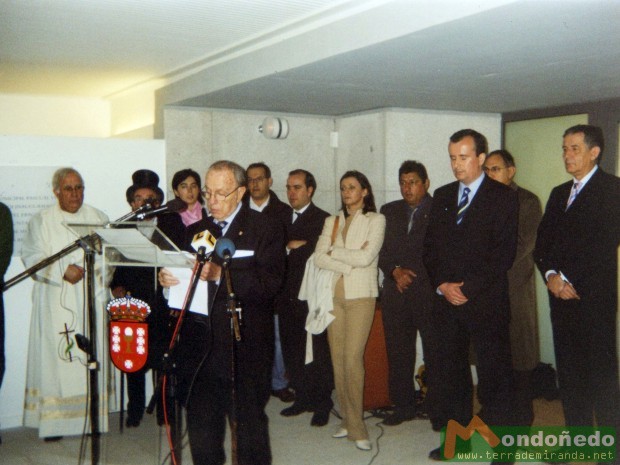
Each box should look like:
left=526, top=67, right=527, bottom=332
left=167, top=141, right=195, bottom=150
left=314, top=170, right=385, bottom=451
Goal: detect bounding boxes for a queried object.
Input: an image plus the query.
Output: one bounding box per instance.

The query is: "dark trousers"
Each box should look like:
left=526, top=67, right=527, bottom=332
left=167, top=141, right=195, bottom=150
left=427, top=296, right=529, bottom=428
left=0, top=294, right=5, bottom=388
left=178, top=313, right=273, bottom=465
left=550, top=297, right=619, bottom=429
left=186, top=372, right=272, bottom=465
left=380, top=287, right=430, bottom=412
left=279, top=298, right=333, bottom=413
left=125, top=370, right=146, bottom=421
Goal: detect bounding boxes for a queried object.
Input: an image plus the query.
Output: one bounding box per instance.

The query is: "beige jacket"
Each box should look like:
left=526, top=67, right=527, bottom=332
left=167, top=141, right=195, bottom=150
left=314, top=209, right=385, bottom=299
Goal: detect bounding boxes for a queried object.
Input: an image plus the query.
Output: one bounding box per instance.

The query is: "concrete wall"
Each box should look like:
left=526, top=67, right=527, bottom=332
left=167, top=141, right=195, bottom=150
left=163, top=108, right=337, bottom=212
left=163, top=106, right=501, bottom=212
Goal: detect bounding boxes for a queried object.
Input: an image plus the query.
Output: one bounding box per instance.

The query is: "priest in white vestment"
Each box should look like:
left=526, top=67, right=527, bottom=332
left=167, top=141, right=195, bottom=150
left=21, top=167, right=110, bottom=440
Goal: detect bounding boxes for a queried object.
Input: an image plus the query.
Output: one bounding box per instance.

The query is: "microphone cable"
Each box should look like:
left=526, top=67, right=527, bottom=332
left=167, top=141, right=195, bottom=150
left=160, top=247, right=210, bottom=465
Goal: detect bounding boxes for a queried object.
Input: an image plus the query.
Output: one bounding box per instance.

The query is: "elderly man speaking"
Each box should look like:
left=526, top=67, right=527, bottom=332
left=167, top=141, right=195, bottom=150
left=159, top=160, right=285, bottom=465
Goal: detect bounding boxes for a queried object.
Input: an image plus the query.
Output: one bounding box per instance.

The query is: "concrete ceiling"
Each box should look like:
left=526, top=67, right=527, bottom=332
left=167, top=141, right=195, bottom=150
left=2, top=0, right=619, bottom=116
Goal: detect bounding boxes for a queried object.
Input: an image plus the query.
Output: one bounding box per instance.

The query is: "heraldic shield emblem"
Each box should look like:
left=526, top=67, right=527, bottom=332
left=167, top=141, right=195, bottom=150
left=107, top=295, right=151, bottom=373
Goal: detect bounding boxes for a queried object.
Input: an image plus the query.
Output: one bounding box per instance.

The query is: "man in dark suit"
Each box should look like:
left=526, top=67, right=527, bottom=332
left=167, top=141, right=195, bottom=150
left=159, top=160, right=285, bottom=465
left=378, top=160, right=433, bottom=426
left=276, top=169, right=333, bottom=426
left=0, top=202, right=13, bottom=445
left=534, top=125, right=619, bottom=441
left=424, top=129, right=523, bottom=462
left=244, top=162, right=294, bottom=403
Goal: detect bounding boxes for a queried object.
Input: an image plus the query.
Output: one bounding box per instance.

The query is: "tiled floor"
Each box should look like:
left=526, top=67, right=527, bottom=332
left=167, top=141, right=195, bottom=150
left=0, top=396, right=560, bottom=465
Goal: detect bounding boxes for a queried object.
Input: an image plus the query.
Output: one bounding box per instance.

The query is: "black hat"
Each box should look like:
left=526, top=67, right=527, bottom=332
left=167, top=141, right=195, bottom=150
left=132, top=169, right=160, bottom=188
left=126, top=169, right=164, bottom=205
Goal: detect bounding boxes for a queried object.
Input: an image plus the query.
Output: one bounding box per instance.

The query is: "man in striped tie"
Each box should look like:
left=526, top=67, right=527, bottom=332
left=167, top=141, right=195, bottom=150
left=424, top=129, right=524, bottom=464
left=534, top=125, right=620, bottom=459
left=159, top=160, right=286, bottom=465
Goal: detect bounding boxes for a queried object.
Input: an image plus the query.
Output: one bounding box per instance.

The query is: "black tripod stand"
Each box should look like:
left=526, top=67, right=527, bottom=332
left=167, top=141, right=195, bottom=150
left=2, top=203, right=183, bottom=465
left=147, top=245, right=209, bottom=465
left=3, top=231, right=103, bottom=465
left=213, top=237, right=242, bottom=465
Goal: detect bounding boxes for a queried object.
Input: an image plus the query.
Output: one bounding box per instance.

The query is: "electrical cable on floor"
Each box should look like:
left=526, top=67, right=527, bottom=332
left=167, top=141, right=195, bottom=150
left=366, top=417, right=387, bottom=465
left=361, top=408, right=393, bottom=465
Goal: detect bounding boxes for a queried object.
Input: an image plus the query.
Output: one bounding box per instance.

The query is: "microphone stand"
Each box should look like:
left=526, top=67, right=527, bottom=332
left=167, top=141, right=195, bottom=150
left=1, top=203, right=153, bottom=293
left=222, top=255, right=242, bottom=465
left=3, top=231, right=103, bottom=465
left=83, top=239, right=101, bottom=463
left=3, top=236, right=91, bottom=292
left=2, top=199, right=186, bottom=293
left=1, top=203, right=183, bottom=465
left=147, top=246, right=209, bottom=465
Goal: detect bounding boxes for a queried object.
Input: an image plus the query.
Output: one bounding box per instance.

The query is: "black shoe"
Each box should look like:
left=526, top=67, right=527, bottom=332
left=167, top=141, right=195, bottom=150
left=429, top=447, right=442, bottom=461
left=310, top=410, right=330, bottom=427
left=271, top=387, right=295, bottom=403
left=383, top=408, right=416, bottom=426
left=280, top=402, right=307, bottom=417
left=44, top=436, right=63, bottom=442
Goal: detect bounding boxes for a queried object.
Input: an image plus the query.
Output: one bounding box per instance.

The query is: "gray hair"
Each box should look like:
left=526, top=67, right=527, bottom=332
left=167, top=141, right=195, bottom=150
left=207, top=160, right=247, bottom=187
left=52, top=167, right=83, bottom=192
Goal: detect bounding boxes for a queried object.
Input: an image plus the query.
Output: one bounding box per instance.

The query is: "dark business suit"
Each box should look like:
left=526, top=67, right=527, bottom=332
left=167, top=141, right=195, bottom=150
left=242, top=190, right=290, bottom=240
left=244, top=190, right=290, bottom=392
left=423, top=175, right=523, bottom=428
left=378, top=195, right=433, bottom=414
left=256, top=191, right=290, bottom=226
left=534, top=167, right=620, bottom=430
left=177, top=205, right=285, bottom=465
left=157, top=207, right=209, bottom=250
left=0, top=203, right=13, bottom=392
left=275, top=202, right=333, bottom=413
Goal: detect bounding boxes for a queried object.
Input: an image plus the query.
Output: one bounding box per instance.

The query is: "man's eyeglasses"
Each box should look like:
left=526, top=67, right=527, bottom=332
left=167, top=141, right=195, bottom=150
left=133, top=196, right=156, bottom=206
left=201, top=186, right=239, bottom=202
left=247, top=176, right=266, bottom=184
left=483, top=166, right=507, bottom=173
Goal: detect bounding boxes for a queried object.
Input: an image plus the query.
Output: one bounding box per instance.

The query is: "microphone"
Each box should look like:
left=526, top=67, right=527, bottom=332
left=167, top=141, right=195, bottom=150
left=138, top=198, right=187, bottom=219
left=191, top=229, right=217, bottom=254
left=215, top=238, right=236, bottom=262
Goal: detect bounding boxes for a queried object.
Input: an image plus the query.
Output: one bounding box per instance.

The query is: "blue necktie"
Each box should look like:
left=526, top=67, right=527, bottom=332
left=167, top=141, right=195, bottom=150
left=565, top=181, right=581, bottom=210
left=217, top=220, right=227, bottom=230
left=407, top=207, right=417, bottom=234
left=456, top=187, right=470, bottom=225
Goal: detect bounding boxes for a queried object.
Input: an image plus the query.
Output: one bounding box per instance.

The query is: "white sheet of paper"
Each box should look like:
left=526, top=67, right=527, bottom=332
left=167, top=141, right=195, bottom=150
left=233, top=249, right=253, bottom=258
left=167, top=267, right=209, bottom=315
